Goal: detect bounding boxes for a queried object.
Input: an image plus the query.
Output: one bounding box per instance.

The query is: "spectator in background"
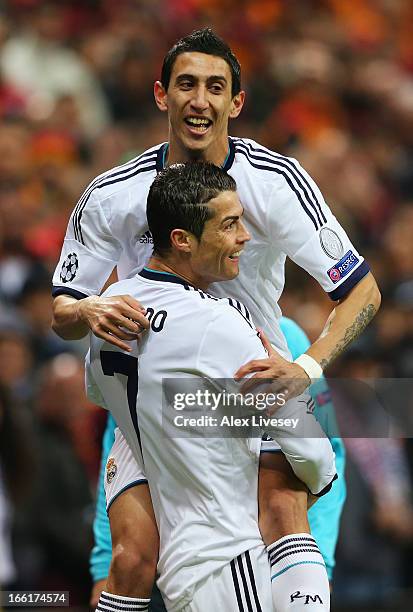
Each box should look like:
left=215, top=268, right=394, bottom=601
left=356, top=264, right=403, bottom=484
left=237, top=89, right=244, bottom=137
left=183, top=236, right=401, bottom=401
left=103, top=44, right=158, bottom=124
left=0, top=323, right=33, bottom=404
left=0, top=384, right=33, bottom=590
left=18, top=354, right=102, bottom=603
left=0, top=2, right=109, bottom=138
left=331, top=350, right=413, bottom=607
left=17, top=265, right=72, bottom=363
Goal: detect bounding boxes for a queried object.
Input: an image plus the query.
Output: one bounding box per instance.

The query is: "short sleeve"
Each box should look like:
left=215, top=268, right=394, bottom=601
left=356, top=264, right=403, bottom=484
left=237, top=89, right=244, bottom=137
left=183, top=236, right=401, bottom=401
left=267, top=158, right=369, bottom=300
left=52, top=189, right=121, bottom=299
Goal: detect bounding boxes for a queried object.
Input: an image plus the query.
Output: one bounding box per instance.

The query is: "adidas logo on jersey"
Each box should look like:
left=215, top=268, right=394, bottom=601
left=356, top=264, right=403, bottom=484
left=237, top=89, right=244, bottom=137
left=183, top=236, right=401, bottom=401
left=139, top=230, right=153, bottom=244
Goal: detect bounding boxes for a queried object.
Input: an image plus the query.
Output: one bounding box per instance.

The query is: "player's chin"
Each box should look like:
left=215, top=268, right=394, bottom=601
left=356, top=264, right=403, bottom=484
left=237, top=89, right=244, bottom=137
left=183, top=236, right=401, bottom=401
left=184, top=136, right=210, bottom=152
left=182, top=128, right=211, bottom=148
left=224, top=263, right=240, bottom=279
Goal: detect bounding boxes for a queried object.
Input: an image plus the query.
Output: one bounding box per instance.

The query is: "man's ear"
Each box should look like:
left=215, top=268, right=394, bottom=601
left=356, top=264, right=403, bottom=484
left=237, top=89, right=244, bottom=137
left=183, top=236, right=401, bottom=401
left=154, top=81, right=168, bottom=112
left=170, top=229, right=193, bottom=253
left=229, top=90, right=245, bottom=119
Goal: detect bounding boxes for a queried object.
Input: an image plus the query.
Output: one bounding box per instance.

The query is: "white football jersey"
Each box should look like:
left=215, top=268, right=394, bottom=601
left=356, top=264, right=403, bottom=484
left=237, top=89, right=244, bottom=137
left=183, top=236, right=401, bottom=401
left=86, top=269, right=266, bottom=609
left=53, top=137, right=369, bottom=357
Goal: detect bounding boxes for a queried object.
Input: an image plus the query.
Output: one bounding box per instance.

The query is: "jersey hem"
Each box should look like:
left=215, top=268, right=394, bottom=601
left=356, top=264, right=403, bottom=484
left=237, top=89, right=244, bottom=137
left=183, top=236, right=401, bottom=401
left=106, top=479, right=148, bottom=513
left=313, top=473, right=338, bottom=498
left=52, top=285, right=89, bottom=300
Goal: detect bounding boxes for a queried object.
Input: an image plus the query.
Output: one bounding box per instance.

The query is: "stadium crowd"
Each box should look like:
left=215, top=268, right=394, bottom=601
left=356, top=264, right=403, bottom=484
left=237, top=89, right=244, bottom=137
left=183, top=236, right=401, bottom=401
left=0, top=1, right=412, bottom=610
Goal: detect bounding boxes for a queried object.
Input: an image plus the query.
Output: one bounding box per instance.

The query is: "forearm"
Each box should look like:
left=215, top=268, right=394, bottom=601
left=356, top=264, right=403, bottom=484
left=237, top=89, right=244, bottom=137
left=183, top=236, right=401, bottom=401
left=51, top=294, right=92, bottom=340
left=306, top=273, right=381, bottom=371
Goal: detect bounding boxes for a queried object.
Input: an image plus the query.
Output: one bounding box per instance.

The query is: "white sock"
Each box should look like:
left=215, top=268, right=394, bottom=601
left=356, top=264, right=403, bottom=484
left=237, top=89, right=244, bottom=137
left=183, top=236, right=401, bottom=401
left=96, top=591, right=150, bottom=612
left=267, top=534, right=330, bottom=611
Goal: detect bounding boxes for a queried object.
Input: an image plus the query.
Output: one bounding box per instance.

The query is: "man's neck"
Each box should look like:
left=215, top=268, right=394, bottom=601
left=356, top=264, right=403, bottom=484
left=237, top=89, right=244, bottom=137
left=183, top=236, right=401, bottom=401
left=166, top=136, right=229, bottom=167
left=146, top=256, right=209, bottom=291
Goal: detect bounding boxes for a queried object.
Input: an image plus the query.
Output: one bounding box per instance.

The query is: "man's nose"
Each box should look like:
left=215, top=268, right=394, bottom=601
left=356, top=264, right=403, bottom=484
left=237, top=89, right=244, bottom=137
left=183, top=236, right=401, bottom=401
left=239, top=222, right=251, bottom=243
left=191, top=86, right=209, bottom=111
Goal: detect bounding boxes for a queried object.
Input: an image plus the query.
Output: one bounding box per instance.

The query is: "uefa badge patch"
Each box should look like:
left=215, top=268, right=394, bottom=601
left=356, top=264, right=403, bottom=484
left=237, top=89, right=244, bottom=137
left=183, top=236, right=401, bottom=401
left=106, top=457, right=117, bottom=484
left=60, top=253, right=79, bottom=283
left=327, top=250, right=359, bottom=284
left=319, top=227, right=344, bottom=260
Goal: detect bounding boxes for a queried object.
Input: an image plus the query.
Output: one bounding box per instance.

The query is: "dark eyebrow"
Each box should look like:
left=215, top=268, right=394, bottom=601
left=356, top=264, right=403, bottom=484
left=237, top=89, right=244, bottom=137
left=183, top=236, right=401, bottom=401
left=206, top=75, right=228, bottom=86
left=175, top=74, right=228, bottom=85
left=175, top=74, right=196, bottom=83
left=221, top=213, right=242, bottom=225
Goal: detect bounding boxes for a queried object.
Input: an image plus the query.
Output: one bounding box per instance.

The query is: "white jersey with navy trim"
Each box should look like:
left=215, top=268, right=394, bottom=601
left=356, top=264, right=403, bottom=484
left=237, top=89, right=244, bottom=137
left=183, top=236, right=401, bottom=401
left=85, top=269, right=266, bottom=610
left=53, top=137, right=369, bottom=356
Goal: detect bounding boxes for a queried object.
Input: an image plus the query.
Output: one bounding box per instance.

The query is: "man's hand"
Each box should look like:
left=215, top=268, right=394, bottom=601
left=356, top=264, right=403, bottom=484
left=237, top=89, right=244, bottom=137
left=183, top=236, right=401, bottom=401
left=78, top=295, right=150, bottom=352
left=234, top=329, right=311, bottom=400
left=90, top=578, right=106, bottom=608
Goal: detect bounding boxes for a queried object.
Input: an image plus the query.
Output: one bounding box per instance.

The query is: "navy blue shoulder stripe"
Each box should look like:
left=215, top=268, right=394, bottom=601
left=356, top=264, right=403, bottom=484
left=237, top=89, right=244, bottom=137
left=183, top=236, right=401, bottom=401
left=72, top=147, right=161, bottom=244
left=236, top=139, right=327, bottom=226
left=227, top=298, right=255, bottom=330
left=73, top=153, right=157, bottom=244
left=235, top=146, right=319, bottom=230
left=184, top=285, right=219, bottom=300
left=234, top=139, right=327, bottom=226
left=72, top=148, right=158, bottom=237
left=234, top=140, right=327, bottom=230
left=74, top=160, right=156, bottom=244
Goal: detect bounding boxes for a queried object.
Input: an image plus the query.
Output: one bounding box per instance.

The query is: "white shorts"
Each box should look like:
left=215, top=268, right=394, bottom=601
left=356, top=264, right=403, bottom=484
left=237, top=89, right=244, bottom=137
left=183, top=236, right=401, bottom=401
left=104, top=427, right=147, bottom=512
left=179, top=546, right=272, bottom=612
left=104, top=427, right=281, bottom=510
left=105, top=413, right=335, bottom=512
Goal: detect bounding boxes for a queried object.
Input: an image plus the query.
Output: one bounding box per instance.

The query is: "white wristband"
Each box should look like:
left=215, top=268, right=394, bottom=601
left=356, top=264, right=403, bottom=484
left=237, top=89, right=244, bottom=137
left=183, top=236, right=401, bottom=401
left=294, top=354, right=323, bottom=381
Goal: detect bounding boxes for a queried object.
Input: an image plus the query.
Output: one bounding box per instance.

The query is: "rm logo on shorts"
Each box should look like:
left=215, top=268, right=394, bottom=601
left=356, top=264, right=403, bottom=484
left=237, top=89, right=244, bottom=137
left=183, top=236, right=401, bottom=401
left=106, top=457, right=117, bottom=484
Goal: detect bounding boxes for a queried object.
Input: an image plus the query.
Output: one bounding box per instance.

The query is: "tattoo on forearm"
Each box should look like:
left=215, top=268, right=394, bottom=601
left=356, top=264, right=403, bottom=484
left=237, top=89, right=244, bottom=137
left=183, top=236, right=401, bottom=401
left=320, top=303, right=377, bottom=370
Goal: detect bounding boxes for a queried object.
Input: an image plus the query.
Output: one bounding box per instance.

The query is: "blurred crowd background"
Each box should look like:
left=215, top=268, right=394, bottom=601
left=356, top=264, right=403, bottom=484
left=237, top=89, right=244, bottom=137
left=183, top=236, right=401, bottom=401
left=0, top=1, right=412, bottom=610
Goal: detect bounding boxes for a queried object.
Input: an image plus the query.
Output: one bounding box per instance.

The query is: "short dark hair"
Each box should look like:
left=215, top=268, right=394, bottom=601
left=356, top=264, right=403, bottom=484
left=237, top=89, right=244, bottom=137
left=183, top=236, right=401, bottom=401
left=161, top=28, right=241, bottom=97
left=147, top=162, right=236, bottom=256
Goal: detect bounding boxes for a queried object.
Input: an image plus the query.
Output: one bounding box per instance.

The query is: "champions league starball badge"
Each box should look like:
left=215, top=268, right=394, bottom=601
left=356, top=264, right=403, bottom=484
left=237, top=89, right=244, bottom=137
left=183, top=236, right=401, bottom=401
left=319, top=227, right=344, bottom=260
left=60, top=253, right=79, bottom=283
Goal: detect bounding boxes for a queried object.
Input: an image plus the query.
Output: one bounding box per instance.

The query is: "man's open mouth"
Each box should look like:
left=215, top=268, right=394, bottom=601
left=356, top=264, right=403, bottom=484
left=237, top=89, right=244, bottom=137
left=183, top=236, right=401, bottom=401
left=184, top=117, right=212, bottom=132
left=229, top=250, right=242, bottom=260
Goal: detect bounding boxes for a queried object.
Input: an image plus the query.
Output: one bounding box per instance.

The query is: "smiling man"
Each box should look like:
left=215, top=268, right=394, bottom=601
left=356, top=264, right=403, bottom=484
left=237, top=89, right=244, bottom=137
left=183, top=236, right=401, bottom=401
left=52, top=29, right=380, bottom=612
left=86, top=162, right=335, bottom=612
left=158, top=50, right=242, bottom=161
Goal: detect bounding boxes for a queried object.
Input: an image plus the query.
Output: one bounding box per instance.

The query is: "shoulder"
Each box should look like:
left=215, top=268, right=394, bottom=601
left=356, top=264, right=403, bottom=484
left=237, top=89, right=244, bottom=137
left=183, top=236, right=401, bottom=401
left=196, top=295, right=257, bottom=345
left=85, top=143, right=164, bottom=203
left=195, top=295, right=265, bottom=371
left=216, top=295, right=256, bottom=331
left=232, top=137, right=296, bottom=169
left=102, top=277, right=141, bottom=298
left=231, top=137, right=313, bottom=187
left=183, top=287, right=254, bottom=326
